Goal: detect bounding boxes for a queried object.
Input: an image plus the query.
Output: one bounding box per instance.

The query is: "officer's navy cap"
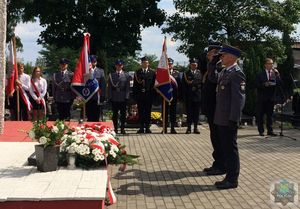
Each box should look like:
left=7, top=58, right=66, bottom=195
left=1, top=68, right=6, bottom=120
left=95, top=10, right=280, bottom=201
left=115, top=59, right=124, bottom=65
left=189, top=58, right=198, bottom=64
left=219, top=44, right=242, bottom=58
left=141, top=56, right=149, bottom=62
left=89, top=55, right=97, bottom=62
left=59, top=58, right=70, bottom=64
left=208, top=41, right=222, bottom=52
left=168, top=58, right=174, bottom=64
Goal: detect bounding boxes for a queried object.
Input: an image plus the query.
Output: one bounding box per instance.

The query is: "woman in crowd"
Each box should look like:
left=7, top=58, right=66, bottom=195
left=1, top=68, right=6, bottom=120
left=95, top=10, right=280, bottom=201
left=29, top=67, right=47, bottom=121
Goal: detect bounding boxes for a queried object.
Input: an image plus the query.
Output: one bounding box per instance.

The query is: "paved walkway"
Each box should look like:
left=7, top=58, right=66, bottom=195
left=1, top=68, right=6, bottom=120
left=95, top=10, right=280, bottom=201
left=108, top=124, right=300, bottom=209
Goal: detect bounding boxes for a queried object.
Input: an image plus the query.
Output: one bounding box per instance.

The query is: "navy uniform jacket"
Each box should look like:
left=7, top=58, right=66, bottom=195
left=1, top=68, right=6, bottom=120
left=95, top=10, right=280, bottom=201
left=214, top=64, right=246, bottom=126
left=108, top=71, right=130, bottom=102
left=52, top=70, right=74, bottom=103
left=133, top=68, right=156, bottom=101
left=170, top=69, right=181, bottom=100
left=90, top=67, right=106, bottom=103
left=256, top=70, right=281, bottom=103
left=182, top=69, right=202, bottom=102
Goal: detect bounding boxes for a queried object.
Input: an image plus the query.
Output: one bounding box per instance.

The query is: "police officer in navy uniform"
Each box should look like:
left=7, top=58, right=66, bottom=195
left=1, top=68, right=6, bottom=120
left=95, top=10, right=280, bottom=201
left=202, top=43, right=226, bottom=176
left=133, top=56, right=156, bottom=134
left=52, top=58, right=74, bottom=120
left=214, top=44, right=246, bottom=189
left=256, top=58, right=281, bottom=136
left=162, top=58, right=181, bottom=134
left=86, top=55, right=106, bottom=121
left=182, top=58, right=202, bottom=134
left=108, top=59, right=130, bottom=134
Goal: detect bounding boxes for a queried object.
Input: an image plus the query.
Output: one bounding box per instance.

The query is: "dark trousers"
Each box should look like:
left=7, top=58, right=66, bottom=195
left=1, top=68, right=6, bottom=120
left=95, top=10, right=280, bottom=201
left=256, top=100, right=274, bottom=134
left=207, top=116, right=225, bottom=170
left=56, top=102, right=72, bottom=120
left=137, top=99, right=153, bottom=130
left=217, top=125, right=240, bottom=182
left=163, top=99, right=177, bottom=131
left=186, top=101, right=201, bottom=128
left=11, top=92, right=29, bottom=121
left=111, top=101, right=127, bottom=131
left=86, top=99, right=100, bottom=122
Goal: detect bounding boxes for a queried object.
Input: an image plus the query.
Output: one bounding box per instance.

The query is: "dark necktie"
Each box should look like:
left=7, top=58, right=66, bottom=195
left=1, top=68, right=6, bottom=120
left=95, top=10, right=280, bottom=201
left=61, top=71, right=64, bottom=77
left=117, top=72, right=120, bottom=77
left=268, top=71, right=271, bottom=81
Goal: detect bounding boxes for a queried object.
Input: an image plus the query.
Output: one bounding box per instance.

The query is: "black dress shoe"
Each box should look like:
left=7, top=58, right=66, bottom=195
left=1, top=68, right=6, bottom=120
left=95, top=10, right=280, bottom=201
left=267, top=132, right=277, bottom=136
left=170, top=128, right=177, bottom=134
left=259, top=132, right=264, bottom=136
left=194, top=129, right=200, bottom=134
left=203, top=167, right=214, bottom=172
left=215, top=180, right=238, bottom=189
left=185, top=129, right=191, bottom=134
left=205, top=168, right=226, bottom=176
left=145, top=129, right=152, bottom=133
left=137, top=129, right=144, bottom=134
left=121, top=129, right=126, bottom=134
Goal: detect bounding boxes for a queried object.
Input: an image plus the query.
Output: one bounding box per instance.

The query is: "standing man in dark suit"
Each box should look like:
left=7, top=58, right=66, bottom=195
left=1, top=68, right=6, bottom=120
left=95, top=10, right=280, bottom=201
left=256, top=58, right=281, bottom=136
left=52, top=58, right=74, bottom=120
left=162, top=58, right=181, bottom=134
left=214, top=44, right=246, bottom=189
left=86, top=55, right=106, bottom=121
left=182, top=58, right=202, bottom=134
left=133, top=56, right=156, bottom=134
left=108, top=59, right=130, bottom=134
left=202, top=43, right=226, bottom=175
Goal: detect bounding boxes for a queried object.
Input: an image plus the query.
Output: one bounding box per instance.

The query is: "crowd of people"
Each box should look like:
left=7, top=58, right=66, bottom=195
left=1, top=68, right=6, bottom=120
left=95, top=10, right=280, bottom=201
left=6, top=42, right=283, bottom=189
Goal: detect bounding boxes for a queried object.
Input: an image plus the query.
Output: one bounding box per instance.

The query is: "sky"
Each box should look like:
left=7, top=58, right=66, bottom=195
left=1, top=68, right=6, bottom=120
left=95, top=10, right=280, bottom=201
left=14, top=0, right=189, bottom=66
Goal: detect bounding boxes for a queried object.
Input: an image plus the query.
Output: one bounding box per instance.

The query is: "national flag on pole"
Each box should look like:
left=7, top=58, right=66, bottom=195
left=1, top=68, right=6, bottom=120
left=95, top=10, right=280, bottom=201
left=154, top=37, right=173, bottom=103
left=71, top=33, right=99, bottom=102
left=6, top=39, right=18, bottom=96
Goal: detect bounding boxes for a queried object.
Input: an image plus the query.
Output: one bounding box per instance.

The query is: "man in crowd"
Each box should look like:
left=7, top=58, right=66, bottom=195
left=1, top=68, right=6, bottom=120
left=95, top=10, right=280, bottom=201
left=214, top=44, right=246, bottom=189
left=133, top=56, right=156, bottom=134
left=85, top=55, right=106, bottom=121
left=201, top=43, right=226, bottom=176
left=256, top=58, right=281, bottom=136
left=162, top=57, right=181, bottom=134
left=108, top=59, right=130, bottom=134
left=52, top=58, right=74, bottom=120
left=182, top=58, right=202, bottom=134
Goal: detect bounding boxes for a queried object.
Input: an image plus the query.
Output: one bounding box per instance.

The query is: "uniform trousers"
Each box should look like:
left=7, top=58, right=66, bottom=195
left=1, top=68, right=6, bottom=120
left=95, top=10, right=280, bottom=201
left=137, top=96, right=153, bottom=130
left=86, top=99, right=100, bottom=122
left=186, top=101, right=201, bottom=127
left=163, top=99, right=177, bottom=131
left=217, top=125, right=240, bottom=182
left=56, top=102, right=73, bottom=120
left=111, top=101, right=127, bottom=131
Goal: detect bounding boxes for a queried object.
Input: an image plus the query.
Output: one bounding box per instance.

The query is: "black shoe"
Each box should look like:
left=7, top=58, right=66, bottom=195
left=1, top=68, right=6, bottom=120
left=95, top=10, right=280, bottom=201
left=205, top=168, right=226, bottom=175
left=170, top=128, right=177, bottom=134
left=259, top=132, right=264, bottom=136
left=185, top=129, right=191, bottom=134
left=194, top=129, right=200, bottom=134
left=215, top=179, right=238, bottom=189
left=137, top=129, right=144, bottom=134
left=145, top=129, right=152, bottom=133
left=121, top=129, right=126, bottom=134
left=267, top=132, right=277, bottom=136
left=203, top=167, right=214, bottom=172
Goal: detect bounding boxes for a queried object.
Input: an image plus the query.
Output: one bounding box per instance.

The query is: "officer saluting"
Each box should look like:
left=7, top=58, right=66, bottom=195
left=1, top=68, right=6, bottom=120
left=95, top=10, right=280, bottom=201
left=52, top=58, right=74, bottom=120
left=214, top=44, right=246, bottom=189
left=133, top=56, right=156, bottom=134
left=182, top=58, right=202, bottom=134
left=108, top=59, right=130, bottom=134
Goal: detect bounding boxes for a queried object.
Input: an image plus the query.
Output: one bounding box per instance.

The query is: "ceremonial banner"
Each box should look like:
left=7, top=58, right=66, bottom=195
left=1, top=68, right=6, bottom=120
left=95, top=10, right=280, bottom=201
left=6, top=39, right=18, bottom=96
left=154, top=37, right=173, bottom=103
left=71, top=33, right=99, bottom=102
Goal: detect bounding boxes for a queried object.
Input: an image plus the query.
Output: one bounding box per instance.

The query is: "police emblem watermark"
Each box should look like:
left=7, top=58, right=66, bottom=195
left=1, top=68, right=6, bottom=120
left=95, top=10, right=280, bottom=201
left=270, top=179, right=298, bottom=207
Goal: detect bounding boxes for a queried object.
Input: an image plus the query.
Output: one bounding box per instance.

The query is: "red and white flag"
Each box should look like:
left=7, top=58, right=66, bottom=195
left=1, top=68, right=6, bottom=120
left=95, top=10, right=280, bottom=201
left=71, top=33, right=99, bottom=102
left=6, top=39, right=18, bottom=97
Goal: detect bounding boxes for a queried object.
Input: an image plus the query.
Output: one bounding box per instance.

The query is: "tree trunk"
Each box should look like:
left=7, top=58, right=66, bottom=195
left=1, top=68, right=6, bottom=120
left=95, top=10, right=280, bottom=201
left=0, top=0, right=7, bottom=134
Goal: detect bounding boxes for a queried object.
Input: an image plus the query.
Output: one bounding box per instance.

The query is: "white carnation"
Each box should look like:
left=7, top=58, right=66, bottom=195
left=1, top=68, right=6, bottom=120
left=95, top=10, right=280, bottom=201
left=52, top=126, right=59, bottom=133
left=39, top=136, right=48, bottom=145
left=111, top=145, right=119, bottom=152
left=59, top=124, right=65, bottom=130
left=28, top=130, right=35, bottom=139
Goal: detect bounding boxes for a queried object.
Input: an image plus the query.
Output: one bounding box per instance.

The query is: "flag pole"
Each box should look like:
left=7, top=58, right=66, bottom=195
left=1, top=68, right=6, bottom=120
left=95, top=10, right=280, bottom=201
left=163, top=99, right=167, bottom=134
left=83, top=102, right=86, bottom=121
left=13, top=36, right=20, bottom=121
